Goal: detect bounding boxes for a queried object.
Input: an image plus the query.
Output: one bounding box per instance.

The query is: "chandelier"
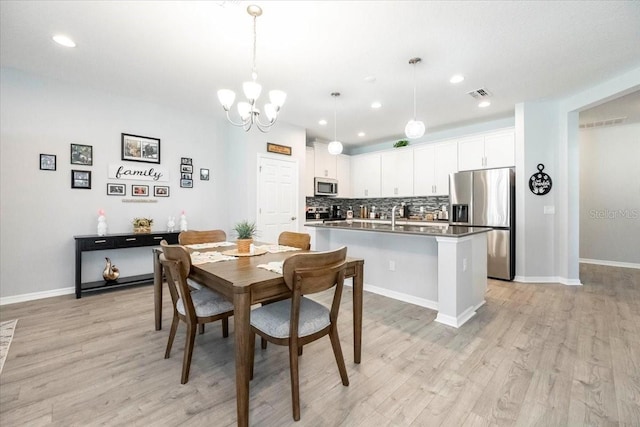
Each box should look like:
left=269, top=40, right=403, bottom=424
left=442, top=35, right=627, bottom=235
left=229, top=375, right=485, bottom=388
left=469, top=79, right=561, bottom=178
left=217, top=5, right=286, bottom=132
left=405, top=57, right=426, bottom=139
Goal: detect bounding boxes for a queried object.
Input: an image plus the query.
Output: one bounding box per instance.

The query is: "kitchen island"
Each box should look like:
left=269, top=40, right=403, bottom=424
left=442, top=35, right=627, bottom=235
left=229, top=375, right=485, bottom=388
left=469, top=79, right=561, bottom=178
left=305, top=220, right=490, bottom=328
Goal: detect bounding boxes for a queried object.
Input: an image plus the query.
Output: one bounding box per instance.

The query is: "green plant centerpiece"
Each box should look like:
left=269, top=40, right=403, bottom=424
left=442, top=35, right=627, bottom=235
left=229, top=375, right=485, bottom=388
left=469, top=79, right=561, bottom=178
left=233, top=220, right=257, bottom=253
left=393, top=139, right=409, bottom=148
left=132, top=217, right=153, bottom=234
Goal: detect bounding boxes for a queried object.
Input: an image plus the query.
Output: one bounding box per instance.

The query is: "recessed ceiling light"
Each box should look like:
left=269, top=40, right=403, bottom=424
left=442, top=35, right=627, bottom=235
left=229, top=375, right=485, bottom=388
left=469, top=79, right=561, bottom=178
left=364, top=76, right=376, bottom=83
left=52, top=35, right=76, bottom=48
left=358, top=132, right=366, bottom=137
left=318, top=119, right=327, bottom=125
left=371, top=101, right=382, bottom=109
left=478, top=100, right=491, bottom=108
left=450, top=74, right=464, bottom=84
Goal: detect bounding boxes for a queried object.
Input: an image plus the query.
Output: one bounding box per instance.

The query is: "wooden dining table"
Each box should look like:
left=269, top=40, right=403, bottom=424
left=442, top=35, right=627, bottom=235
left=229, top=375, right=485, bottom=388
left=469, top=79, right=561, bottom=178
left=152, top=244, right=364, bottom=427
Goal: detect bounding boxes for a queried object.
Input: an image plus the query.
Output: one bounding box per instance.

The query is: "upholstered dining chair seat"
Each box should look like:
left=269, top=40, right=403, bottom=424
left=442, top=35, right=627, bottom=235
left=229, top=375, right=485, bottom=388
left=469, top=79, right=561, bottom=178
left=250, top=298, right=330, bottom=339
left=186, top=278, right=204, bottom=290
left=177, top=288, right=234, bottom=318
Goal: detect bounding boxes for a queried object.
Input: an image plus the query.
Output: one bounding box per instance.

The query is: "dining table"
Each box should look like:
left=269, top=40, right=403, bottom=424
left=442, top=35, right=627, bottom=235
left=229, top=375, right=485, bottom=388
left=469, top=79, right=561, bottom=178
left=152, top=243, right=364, bottom=427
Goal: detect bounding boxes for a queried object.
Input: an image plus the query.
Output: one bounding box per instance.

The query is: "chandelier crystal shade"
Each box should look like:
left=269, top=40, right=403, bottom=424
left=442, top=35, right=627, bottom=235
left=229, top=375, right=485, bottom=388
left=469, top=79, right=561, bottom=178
left=217, top=5, right=286, bottom=132
left=405, top=57, right=426, bottom=139
left=327, top=92, right=343, bottom=155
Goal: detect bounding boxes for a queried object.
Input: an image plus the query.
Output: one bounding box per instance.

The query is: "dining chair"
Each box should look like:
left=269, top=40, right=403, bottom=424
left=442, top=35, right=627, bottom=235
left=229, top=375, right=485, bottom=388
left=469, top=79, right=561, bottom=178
left=160, top=240, right=234, bottom=384
left=278, top=231, right=311, bottom=250
left=259, top=231, right=313, bottom=350
left=249, top=246, right=349, bottom=421
left=178, top=229, right=227, bottom=245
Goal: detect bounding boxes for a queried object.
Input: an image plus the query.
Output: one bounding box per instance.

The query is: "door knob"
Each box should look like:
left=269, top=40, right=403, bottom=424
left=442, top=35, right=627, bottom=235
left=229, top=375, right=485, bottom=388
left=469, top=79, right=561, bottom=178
left=291, top=216, right=297, bottom=221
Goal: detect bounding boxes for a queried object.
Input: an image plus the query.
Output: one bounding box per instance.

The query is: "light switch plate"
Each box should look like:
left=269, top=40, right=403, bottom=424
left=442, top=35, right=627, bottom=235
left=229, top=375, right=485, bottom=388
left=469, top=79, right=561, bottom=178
left=544, top=205, right=555, bottom=215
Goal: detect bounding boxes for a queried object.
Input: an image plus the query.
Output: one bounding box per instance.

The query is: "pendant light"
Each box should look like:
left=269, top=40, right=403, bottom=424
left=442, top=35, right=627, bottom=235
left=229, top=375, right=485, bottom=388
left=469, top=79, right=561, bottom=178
left=327, top=92, right=343, bottom=155
left=217, top=5, right=286, bottom=132
left=405, top=57, right=426, bottom=139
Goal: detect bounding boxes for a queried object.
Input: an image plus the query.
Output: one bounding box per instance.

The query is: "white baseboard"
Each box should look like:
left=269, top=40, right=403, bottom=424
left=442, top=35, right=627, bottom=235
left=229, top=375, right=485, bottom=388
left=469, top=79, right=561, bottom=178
left=513, top=276, right=582, bottom=286
left=362, top=284, right=439, bottom=311
left=435, top=305, right=477, bottom=328
left=579, top=258, right=640, bottom=270
left=0, top=286, right=75, bottom=306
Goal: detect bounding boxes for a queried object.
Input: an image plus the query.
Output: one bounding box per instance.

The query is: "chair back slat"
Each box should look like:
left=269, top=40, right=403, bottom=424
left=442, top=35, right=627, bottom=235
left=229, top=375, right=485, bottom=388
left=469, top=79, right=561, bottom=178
left=278, top=231, right=311, bottom=250
left=179, top=229, right=227, bottom=245
left=283, top=246, right=347, bottom=296
left=160, top=240, right=196, bottom=322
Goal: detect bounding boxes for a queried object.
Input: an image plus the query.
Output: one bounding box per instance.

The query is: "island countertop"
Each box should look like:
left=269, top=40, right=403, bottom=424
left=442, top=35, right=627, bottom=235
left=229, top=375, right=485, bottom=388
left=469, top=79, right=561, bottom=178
left=304, top=220, right=491, bottom=237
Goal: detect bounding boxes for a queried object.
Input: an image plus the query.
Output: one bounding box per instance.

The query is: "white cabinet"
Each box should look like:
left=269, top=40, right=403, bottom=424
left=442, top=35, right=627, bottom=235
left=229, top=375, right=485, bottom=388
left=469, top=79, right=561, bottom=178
left=413, top=140, right=458, bottom=196
left=336, top=154, right=351, bottom=198
left=458, top=130, right=515, bottom=171
left=305, top=147, right=315, bottom=197
left=351, top=153, right=381, bottom=198
left=313, top=141, right=337, bottom=178
left=381, top=149, right=414, bottom=197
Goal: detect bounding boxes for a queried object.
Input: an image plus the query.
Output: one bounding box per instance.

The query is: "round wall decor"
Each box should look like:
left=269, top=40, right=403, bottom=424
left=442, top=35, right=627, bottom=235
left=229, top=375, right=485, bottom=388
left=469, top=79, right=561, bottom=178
left=529, top=163, right=552, bottom=195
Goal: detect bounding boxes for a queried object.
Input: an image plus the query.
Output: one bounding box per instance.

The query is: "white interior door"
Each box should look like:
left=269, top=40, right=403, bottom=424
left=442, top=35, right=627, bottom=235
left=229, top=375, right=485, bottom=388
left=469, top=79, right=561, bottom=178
left=257, top=154, right=299, bottom=244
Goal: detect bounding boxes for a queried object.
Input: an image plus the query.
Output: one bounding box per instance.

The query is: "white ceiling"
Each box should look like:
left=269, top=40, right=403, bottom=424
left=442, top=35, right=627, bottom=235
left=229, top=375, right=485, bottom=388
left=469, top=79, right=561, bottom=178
left=2, top=1, right=639, bottom=149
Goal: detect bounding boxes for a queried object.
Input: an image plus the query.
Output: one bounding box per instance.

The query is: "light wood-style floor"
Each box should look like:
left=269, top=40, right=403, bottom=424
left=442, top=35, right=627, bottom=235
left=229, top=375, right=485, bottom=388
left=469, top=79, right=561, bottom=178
left=1, top=264, right=639, bottom=426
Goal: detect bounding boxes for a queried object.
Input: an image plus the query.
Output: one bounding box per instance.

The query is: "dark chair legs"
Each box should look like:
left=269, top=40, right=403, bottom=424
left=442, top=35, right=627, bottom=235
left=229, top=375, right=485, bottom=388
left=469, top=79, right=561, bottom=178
left=329, top=328, right=349, bottom=386
left=181, top=324, right=197, bottom=384
left=165, top=314, right=179, bottom=359
left=289, top=342, right=301, bottom=421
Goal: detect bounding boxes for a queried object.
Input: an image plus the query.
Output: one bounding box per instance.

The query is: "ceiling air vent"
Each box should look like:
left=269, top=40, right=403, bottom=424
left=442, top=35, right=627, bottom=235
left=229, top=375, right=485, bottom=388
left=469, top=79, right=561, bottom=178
left=467, top=88, right=492, bottom=99
left=579, top=116, right=627, bottom=129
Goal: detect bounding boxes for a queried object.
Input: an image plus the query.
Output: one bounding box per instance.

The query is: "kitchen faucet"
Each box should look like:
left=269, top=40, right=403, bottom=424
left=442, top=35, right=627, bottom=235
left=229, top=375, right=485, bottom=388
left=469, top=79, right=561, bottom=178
left=391, top=205, right=399, bottom=228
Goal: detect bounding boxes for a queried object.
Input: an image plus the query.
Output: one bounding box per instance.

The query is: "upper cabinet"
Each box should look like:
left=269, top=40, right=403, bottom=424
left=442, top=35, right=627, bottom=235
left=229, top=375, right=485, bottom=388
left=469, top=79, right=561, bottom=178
left=458, top=130, right=515, bottom=171
left=351, top=153, right=381, bottom=198
left=313, top=141, right=337, bottom=178
left=413, top=140, right=458, bottom=196
left=305, top=147, right=315, bottom=197
left=336, top=154, right=351, bottom=198
left=381, top=149, right=414, bottom=197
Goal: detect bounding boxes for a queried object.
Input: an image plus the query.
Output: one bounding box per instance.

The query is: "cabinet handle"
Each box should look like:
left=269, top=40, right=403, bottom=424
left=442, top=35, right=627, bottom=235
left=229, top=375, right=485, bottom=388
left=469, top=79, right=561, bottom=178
left=394, top=187, right=398, bottom=195
left=365, top=189, right=368, bottom=196
left=126, top=238, right=137, bottom=241
left=93, top=239, right=107, bottom=244
left=153, top=236, right=163, bottom=240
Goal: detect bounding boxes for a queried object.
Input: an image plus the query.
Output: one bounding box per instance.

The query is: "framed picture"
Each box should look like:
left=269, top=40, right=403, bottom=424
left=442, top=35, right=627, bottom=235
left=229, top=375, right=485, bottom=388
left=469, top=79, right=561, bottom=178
left=106, top=183, right=126, bottom=196
left=181, top=157, right=192, bottom=165
left=132, top=184, right=149, bottom=196
left=70, top=144, right=93, bottom=165
left=180, top=164, right=193, bottom=173
left=200, top=168, right=210, bottom=180
left=180, top=179, right=193, bottom=188
left=154, top=185, right=170, bottom=197
left=121, top=133, right=161, bottom=164
left=267, top=142, right=292, bottom=156
left=71, top=170, right=91, bottom=189
left=181, top=173, right=192, bottom=180
left=40, top=154, right=56, bottom=171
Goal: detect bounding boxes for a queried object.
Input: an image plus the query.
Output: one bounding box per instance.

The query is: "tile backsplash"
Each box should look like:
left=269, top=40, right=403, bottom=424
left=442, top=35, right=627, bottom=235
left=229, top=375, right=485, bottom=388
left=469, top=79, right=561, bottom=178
left=306, top=195, right=449, bottom=219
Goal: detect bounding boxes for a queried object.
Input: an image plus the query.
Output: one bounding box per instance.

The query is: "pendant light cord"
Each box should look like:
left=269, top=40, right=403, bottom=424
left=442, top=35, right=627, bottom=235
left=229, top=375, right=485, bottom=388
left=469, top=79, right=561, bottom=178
left=334, top=95, right=338, bottom=141
left=412, top=62, right=417, bottom=120
left=251, top=14, right=257, bottom=80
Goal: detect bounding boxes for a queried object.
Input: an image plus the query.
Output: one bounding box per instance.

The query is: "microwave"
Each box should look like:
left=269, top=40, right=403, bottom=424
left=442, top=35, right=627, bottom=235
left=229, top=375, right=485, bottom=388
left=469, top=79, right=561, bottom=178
left=314, top=177, right=338, bottom=197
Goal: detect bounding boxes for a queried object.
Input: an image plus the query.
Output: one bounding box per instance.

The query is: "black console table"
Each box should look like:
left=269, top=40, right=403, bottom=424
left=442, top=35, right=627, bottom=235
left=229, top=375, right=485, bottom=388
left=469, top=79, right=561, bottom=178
left=74, top=231, right=179, bottom=298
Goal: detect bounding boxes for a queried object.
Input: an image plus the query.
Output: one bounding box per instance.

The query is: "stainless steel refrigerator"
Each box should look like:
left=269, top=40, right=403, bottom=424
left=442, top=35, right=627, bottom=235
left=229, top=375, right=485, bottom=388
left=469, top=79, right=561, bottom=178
left=449, top=167, right=515, bottom=280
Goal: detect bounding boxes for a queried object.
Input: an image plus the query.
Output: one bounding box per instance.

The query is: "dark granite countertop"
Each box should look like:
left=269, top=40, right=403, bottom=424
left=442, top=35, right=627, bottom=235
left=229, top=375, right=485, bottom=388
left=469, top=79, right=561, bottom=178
left=304, top=220, right=491, bottom=237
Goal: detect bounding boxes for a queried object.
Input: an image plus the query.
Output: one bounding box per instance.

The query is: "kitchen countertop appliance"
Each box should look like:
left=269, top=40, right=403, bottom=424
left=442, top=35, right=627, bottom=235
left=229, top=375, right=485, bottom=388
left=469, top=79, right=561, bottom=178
left=449, top=167, right=515, bottom=280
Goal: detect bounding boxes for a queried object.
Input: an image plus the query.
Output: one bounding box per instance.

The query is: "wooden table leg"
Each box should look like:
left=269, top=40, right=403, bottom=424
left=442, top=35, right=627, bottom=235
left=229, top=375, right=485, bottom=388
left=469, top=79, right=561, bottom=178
left=353, top=260, right=364, bottom=364
left=234, top=292, right=251, bottom=427
left=153, top=249, right=163, bottom=331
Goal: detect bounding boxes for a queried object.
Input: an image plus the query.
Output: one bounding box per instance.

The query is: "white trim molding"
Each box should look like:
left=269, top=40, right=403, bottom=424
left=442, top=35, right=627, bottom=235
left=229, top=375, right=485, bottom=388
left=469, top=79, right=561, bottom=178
left=513, top=276, right=582, bottom=286
left=0, top=286, right=75, bottom=306
left=363, top=284, right=438, bottom=311
left=579, top=258, right=640, bottom=270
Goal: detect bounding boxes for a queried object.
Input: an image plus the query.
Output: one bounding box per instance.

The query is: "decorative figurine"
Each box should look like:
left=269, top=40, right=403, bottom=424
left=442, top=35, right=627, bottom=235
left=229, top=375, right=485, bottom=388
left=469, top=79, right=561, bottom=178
left=167, top=216, right=176, bottom=232
left=103, top=257, right=120, bottom=281
left=97, top=209, right=108, bottom=236
left=179, top=211, right=188, bottom=232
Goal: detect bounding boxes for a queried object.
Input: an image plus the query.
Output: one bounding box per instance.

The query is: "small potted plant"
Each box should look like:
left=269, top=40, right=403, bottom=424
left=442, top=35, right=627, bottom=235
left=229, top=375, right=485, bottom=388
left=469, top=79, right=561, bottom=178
left=393, top=139, right=409, bottom=148
left=233, top=220, right=257, bottom=253
left=132, top=217, right=154, bottom=234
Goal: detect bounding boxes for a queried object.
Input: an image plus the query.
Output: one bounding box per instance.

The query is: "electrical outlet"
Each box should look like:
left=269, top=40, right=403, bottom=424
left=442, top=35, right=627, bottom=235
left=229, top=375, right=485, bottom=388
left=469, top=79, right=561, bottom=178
left=389, top=260, right=396, bottom=271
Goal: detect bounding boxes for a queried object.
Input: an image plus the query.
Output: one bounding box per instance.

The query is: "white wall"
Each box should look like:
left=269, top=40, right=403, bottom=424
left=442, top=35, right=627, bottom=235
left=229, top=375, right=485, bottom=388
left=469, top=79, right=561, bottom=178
left=0, top=68, right=305, bottom=301
left=579, top=123, right=640, bottom=265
